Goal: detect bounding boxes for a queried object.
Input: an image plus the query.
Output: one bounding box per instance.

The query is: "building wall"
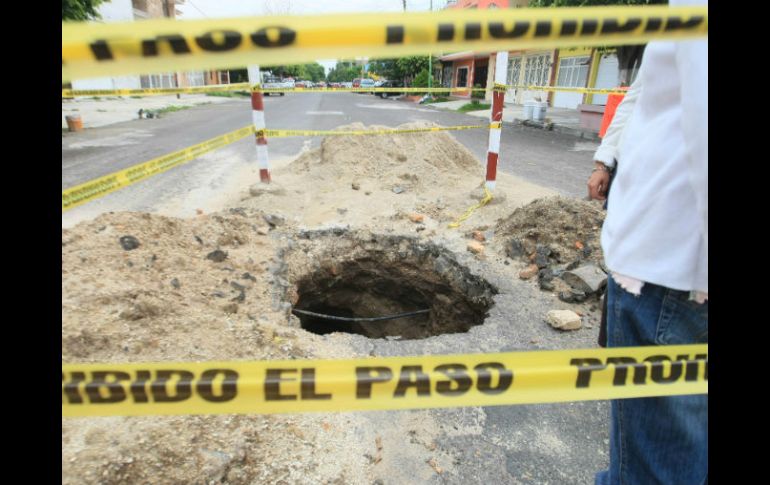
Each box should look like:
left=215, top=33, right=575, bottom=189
left=451, top=59, right=475, bottom=98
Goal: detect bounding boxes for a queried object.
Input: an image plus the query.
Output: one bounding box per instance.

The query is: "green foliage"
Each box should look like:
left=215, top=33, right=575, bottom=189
left=413, top=69, right=432, bottom=88
left=62, top=0, right=108, bottom=20
left=471, top=84, right=486, bottom=99
left=205, top=91, right=250, bottom=98
left=263, top=63, right=327, bottom=82
left=458, top=102, right=491, bottom=113
left=327, top=64, right=361, bottom=83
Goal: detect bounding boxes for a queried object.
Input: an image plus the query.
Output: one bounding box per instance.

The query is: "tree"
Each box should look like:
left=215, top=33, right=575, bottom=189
left=529, top=0, right=667, bottom=85
left=62, top=0, right=109, bottom=21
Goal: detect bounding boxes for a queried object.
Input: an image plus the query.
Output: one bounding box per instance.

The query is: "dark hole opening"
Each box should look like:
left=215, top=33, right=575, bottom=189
left=293, top=256, right=495, bottom=340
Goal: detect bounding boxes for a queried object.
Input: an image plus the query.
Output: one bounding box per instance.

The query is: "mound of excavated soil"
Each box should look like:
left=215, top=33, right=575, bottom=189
left=289, top=121, right=483, bottom=191
left=495, top=196, right=606, bottom=266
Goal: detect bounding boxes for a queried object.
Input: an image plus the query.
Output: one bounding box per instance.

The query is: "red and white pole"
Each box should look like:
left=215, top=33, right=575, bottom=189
left=485, top=51, right=508, bottom=191
left=248, top=65, right=271, bottom=183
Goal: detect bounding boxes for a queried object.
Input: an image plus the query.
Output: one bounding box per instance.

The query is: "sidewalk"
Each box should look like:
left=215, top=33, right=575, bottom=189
left=426, top=99, right=601, bottom=142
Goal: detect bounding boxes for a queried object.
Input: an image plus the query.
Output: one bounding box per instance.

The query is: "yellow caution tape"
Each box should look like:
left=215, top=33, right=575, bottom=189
left=256, top=86, right=489, bottom=93
left=62, top=6, right=707, bottom=81
left=62, top=125, right=254, bottom=211
left=62, top=82, right=250, bottom=98
left=448, top=186, right=493, bottom=228
left=62, top=344, right=707, bottom=417
left=263, top=124, right=491, bottom=138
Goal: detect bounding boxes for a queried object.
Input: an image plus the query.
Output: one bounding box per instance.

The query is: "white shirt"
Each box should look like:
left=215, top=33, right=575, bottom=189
left=593, top=0, right=708, bottom=294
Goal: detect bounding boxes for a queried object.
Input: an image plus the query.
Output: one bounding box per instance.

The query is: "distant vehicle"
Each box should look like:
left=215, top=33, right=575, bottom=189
left=353, top=78, right=375, bottom=93
left=374, top=80, right=386, bottom=87
left=317, top=81, right=327, bottom=88
left=262, top=76, right=286, bottom=96
left=342, top=82, right=353, bottom=88
left=330, top=82, right=341, bottom=88
left=377, top=80, right=405, bottom=98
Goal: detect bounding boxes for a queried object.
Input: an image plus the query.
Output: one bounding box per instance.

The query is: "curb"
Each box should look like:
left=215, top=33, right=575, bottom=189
left=512, top=119, right=601, bottom=142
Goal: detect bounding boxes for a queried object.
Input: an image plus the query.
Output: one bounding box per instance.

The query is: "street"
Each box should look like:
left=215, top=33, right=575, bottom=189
left=62, top=93, right=608, bottom=484
left=62, top=93, right=597, bottom=227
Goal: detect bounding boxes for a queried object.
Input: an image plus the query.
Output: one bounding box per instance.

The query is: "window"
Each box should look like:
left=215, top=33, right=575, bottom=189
left=556, top=56, right=590, bottom=87
left=507, top=56, right=522, bottom=87
left=456, top=67, right=469, bottom=87
left=442, top=65, right=453, bottom=87
left=523, top=54, right=551, bottom=87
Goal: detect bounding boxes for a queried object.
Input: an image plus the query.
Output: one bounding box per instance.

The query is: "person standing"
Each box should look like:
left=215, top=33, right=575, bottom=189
left=587, top=1, right=708, bottom=483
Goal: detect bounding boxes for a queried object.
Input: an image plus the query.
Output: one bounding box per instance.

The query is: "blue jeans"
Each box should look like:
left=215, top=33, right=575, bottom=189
left=595, top=276, right=708, bottom=485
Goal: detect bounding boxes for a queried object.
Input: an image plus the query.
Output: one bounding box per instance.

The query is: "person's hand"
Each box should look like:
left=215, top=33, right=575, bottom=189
left=587, top=162, right=610, bottom=201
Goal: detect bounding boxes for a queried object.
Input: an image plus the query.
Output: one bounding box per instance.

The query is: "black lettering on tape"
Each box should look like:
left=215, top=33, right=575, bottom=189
left=601, top=18, right=642, bottom=34
left=386, top=26, right=404, bottom=44
left=355, top=367, right=393, bottom=399
left=465, top=23, right=482, bottom=40
left=581, top=19, right=599, bottom=36
left=300, top=368, right=331, bottom=400
left=435, top=364, right=472, bottom=396
left=534, top=21, right=551, bottom=37
left=265, top=368, right=297, bottom=401
left=644, top=17, right=663, bottom=32
left=393, top=366, right=431, bottom=398
left=130, top=370, right=151, bottom=403
left=198, top=369, right=239, bottom=402
left=560, top=20, right=578, bottom=36
left=63, top=372, right=86, bottom=404
left=142, top=35, right=192, bottom=57
left=606, top=357, right=647, bottom=386
left=195, top=30, right=242, bottom=52
left=489, top=22, right=529, bottom=39
left=89, top=40, right=114, bottom=61
left=437, top=23, right=454, bottom=41
left=645, top=355, right=683, bottom=384
left=570, top=358, right=607, bottom=388
left=475, top=363, right=513, bottom=395
left=86, top=371, right=130, bottom=404
left=151, top=370, right=194, bottom=402
left=664, top=16, right=705, bottom=31
left=250, top=26, right=296, bottom=48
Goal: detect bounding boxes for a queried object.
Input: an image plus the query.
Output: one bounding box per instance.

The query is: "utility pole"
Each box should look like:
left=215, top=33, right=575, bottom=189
left=428, top=0, right=433, bottom=93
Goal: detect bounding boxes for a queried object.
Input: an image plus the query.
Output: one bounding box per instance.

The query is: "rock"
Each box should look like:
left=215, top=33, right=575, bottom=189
left=559, top=289, right=588, bottom=303
left=263, top=214, right=285, bottom=227
left=519, top=264, right=539, bottom=280
left=222, top=303, right=238, bottom=314
left=534, top=245, right=552, bottom=269
left=522, top=239, right=537, bottom=255
left=540, top=280, right=555, bottom=291
left=565, top=260, right=581, bottom=271
left=337, top=208, right=348, bottom=215
left=206, top=250, right=228, bottom=262
left=241, top=272, right=257, bottom=281
left=562, top=263, right=608, bottom=294
left=256, top=226, right=270, bottom=235
left=408, top=213, right=424, bottom=223
left=351, top=182, right=360, bottom=190
left=170, top=278, right=181, bottom=289
left=397, top=154, right=407, bottom=162
left=231, top=290, right=245, bottom=303
left=546, top=310, right=582, bottom=330
left=538, top=268, right=556, bottom=283
left=506, top=239, right=524, bottom=258
left=472, top=231, right=485, bottom=242
left=467, top=241, right=484, bottom=255
left=119, top=235, right=140, bottom=251
left=504, top=260, right=510, bottom=265
left=416, top=225, right=426, bottom=232
left=230, top=281, right=246, bottom=292
left=249, top=183, right=286, bottom=197
left=211, top=291, right=226, bottom=298
left=195, top=235, right=204, bottom=245
left=365, top=191, right=372, bottom=195
left=392, top=186, right=405, bottom=194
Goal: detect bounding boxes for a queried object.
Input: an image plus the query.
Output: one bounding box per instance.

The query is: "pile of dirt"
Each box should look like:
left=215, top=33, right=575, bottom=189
left=289, top=121, right=483, bottom=191
left=495, top=196, right=606, bottom=267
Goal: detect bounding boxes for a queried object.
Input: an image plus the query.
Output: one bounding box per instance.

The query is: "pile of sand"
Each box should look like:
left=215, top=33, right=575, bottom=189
left=289, top=121, right=484, bottom=191
left=495, top=196, right=606, bottom=266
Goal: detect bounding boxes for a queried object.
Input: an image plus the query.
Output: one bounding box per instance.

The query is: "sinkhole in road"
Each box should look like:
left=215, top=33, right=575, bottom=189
left=291, top=239, right=497, bottom=340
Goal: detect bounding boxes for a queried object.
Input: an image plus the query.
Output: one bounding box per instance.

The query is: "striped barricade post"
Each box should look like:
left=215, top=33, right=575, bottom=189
left=485, top=51, right=508, bottom=191
left=248, top=66, right=271, bottom=183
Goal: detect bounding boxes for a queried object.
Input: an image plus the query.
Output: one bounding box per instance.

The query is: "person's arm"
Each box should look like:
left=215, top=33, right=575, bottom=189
left=587, top=75, right=642, bottom=200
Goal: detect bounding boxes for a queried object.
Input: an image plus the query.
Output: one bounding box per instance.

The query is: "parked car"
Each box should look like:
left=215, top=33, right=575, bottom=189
left=353, top=78, right=375, bottom=93
left=330, top=82, right=341, bottom=88
left=377, top=80, right=405, bottom=98
left=262, top=76, right=286, bottom=96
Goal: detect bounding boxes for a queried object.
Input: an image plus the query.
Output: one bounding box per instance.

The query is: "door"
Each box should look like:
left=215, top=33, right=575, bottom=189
left=552, top=56, right=590, bottom=109
left=593, top=54, right=619, bottom=105
left=455, top=66, right=470, bottom=97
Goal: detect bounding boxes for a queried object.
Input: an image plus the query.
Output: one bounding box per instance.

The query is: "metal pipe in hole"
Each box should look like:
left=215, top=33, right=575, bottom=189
left=291, top=308, right=430, bottom=322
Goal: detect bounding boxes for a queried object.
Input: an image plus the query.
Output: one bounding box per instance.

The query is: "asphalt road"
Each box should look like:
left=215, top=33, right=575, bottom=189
left=62, top=93, right=596, bottom=197
left=61, top=93, right=607, bottom=483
